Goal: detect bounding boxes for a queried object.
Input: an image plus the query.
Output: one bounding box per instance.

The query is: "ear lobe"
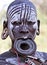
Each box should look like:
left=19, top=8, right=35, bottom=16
left=36, top=20, right=40, bottom=35
left=3, top=21, right=8, bottom=30
left=1, top=20, right=8, bottom=40
left=1, top=28, right=9, bottom=40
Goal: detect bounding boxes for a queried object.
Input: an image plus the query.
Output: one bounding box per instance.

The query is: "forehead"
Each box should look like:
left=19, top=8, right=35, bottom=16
left=7, top=1, right=37, bottom=23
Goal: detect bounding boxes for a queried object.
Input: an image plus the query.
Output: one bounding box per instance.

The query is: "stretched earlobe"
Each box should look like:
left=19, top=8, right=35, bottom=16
left=3, top=21, right=8, bottom=30
left=36, top=20, right=40, bottom=35
left=1, top=21, right=8, bottom=40
left=1, top=28, right=9, bottom=40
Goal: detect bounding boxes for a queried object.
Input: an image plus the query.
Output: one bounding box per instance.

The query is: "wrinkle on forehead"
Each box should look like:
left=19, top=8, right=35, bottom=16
left=11, top=13, right=20, bottom=22
left=7, top=3, right=37, bottom=23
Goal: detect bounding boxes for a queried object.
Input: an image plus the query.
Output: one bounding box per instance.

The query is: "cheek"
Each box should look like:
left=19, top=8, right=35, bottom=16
left=8, top=23, right=14, bottom=35
left=33, top=23, right=38, bottom=30
left=28, top=25, right=36, bottom=34
left=12, top=26, right=20, bottom=33
left=30, top=29, right=36, bottom=39
left=28, top=26, right=36, bottom=37
left=12, top=26, right=20, bottom=37
left=9, top=24, right=13, bottom=30
left=8, top=23, right=15, bottom=40
left=30, top=29, right=36, bottom=35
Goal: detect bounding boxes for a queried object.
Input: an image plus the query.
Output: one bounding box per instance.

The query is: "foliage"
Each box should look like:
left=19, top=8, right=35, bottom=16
left=39, top=1, right=47, bottom=15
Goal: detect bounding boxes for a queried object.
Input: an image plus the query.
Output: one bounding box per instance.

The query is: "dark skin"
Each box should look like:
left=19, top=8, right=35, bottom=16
left=1, top=1, right=40, bottom=64
left=0, top=20, right=41, bottom=65
left=0, top=0, right=47, bottom=64
left=1, top=0, right=40, bottom=49
left=1, top=19, right=40, bottom=48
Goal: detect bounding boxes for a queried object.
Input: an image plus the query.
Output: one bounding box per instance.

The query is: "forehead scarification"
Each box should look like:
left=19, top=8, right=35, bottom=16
left=7, top=1, right=37, bottom=23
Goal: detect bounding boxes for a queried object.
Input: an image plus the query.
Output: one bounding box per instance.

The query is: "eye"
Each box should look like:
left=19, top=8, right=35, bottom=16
left=11, top=21, right=22, bottom=26
left=27, top=21, right=35, bottom=25
left=18, top=22, right=22, bottom=25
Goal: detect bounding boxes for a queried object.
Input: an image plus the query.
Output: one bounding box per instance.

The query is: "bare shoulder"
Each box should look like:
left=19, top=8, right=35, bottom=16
left=35, top=51, right=47, bottom=61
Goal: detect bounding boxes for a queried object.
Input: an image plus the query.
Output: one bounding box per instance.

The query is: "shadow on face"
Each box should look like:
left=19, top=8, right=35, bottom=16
left=1, top=1, right=40, bottom=56
left=1, top=19, right=40, bottom=41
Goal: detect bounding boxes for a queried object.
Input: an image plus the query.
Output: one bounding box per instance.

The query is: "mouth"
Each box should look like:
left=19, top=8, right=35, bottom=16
left=15, top=36, right=33, bottom=41
left=14, top=37, right=37, bottom=56
left=12, top=30, right=35, bottom=41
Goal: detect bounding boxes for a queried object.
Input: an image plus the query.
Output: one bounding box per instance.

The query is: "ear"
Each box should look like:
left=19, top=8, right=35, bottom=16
left=1, top=21, right=9, bottom=40
left=36, top=20, right=40, bottom=35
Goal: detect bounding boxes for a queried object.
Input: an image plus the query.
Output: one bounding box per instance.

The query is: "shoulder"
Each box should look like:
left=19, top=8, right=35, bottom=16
left=0, top=50, right=16, bottom=60
left=35, top=51, right=47, bottom=61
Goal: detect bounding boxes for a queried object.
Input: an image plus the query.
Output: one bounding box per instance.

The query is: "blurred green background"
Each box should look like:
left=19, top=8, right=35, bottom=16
left=0, top=0, right=47, bottom=54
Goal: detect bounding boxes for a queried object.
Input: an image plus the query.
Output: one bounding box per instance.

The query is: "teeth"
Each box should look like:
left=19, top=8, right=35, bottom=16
left=23, top=36, right=27, bottom=39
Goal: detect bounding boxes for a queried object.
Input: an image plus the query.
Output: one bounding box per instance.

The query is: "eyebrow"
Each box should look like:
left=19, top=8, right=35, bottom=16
left=27, top=21, right=36, bottom=23
left=27, top=21, right=36, bottom=24
left=11, top=21, right=22, bottom=23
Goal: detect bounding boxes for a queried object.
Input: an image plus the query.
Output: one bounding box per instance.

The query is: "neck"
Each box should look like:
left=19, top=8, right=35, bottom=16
left=12, top=40, right=14, bottom=48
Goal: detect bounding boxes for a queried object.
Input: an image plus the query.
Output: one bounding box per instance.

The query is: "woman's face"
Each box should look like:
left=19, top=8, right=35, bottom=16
left=8, top=19, right=37, bottom=41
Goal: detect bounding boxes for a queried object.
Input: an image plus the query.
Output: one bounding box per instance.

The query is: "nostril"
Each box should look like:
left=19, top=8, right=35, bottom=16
left=19, top=26, right=29, bottom=34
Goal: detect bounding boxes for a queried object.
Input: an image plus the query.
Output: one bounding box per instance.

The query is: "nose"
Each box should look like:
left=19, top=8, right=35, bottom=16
left=19, top=25, right=29, bottom=34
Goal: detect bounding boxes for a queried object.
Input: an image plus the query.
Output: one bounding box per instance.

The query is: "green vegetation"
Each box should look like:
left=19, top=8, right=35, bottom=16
left=35, top=9, right=47, bottom=52
left=0, top=9, right=47, bottom=54
left=0, top=10, right=12, bottom=54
